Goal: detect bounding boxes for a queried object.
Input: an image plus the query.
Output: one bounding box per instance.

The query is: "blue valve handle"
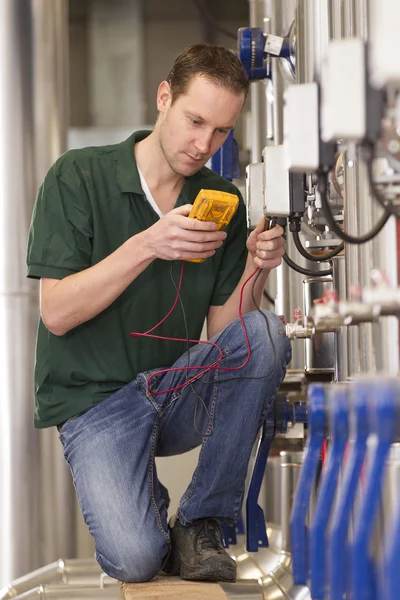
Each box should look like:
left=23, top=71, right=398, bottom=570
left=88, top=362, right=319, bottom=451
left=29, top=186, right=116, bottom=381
left=381, top=487, right=400, bottom=600
left=237, top=25, right=294, bottom=81
left=328, top=382, right=369, bottom=600
left=246, top=418, right=274, bottom=552
left=350, top=382, right=397, bottom=600
left=379, top=382, right=400, bottom=600
left=309, top=386, right=349, bottom=600
left=290, top=384, right=326, bottom=585
left=380, top=453, right=400, bottom=600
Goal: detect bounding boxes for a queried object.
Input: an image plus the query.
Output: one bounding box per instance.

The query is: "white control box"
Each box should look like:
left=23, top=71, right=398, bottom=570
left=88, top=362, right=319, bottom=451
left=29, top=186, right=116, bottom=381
left=263, top=145, right=290, bottom=217
left=321, top=38, right=366, bottom=142
left=245, top=162, right=264, bottom=228
left=370, top=0, right=400, bottom=88
left=284, top=83, right=320, bottom=172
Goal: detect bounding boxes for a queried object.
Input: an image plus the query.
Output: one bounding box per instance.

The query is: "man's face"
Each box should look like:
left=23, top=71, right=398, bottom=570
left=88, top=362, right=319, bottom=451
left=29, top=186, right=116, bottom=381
left=157, top=75, right=245, bottom=177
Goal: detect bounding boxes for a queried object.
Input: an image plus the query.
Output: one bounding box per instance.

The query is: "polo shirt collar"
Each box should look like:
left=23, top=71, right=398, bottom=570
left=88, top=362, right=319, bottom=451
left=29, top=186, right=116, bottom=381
left=117, top=129, right=205, bottom=195
left=117, top=130, right=152, bottom=194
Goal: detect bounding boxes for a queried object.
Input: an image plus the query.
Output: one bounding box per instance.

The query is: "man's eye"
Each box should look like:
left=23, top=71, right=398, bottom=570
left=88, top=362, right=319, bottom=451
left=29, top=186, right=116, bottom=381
left=217, top=129, right=229, bottom=135
left=191, top=119, right=201, bottom=125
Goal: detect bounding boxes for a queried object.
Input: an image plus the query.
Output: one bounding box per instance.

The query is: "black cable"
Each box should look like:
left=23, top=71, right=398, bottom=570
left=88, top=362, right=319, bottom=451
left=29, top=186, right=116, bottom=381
left=263, top=289, right=275, bottom=307
left=292, top=230, right=344, bottom=262
left=283, top=252, right=333, bottom=277
left=318, top=170, right=392, bottom=244
left=169, top=263, right=214, bottom=438
left=192, top=0, right=238, bottom=40
left=146, top=263, right=282, bottom=436
left=282, top=226, right=333, bottom=277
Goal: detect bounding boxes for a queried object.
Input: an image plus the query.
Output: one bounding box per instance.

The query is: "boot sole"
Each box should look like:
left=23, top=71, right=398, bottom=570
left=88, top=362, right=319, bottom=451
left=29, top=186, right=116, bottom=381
left=180, top=563, right=237, bottom=583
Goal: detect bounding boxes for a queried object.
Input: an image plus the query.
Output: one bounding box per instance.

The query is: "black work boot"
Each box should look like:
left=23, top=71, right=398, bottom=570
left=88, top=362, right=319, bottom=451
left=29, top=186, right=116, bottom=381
left=164, top=515, right=237, bottom=582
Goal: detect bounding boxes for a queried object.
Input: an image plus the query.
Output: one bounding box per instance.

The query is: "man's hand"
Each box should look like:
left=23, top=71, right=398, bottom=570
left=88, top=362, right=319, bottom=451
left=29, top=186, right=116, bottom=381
left=144, top=204, right=227, bottom=262
left=246, top=217, right=285, bottom=269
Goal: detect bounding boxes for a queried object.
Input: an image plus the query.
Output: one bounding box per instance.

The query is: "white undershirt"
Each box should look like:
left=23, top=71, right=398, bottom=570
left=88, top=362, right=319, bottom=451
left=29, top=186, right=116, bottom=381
left=137, top=167, right=164, bottom=218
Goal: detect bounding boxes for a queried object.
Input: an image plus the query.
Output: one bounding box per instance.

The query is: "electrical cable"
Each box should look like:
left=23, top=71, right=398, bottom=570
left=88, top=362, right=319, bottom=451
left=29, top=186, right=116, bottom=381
left=169, top=263, right=214, bottom=438
left=130, top=261, right=281, bottom=427
left=263, top=289, right=275, bottom=307
left=318, top=170, right=392, bottom=244
left=283, top=252, right=333, bottom=277
left=192, top=0, right=238, bottom=40
left=292, top=230, right=344, bottom=262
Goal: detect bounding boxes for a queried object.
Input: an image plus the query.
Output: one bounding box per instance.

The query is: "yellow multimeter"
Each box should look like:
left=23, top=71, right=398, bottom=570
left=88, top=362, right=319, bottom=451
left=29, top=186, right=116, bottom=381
left=187, top=189, right=240, bottom=263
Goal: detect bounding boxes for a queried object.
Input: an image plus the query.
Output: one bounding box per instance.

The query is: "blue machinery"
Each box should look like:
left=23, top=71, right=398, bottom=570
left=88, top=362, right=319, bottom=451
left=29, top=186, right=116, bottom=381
left=223, top=380, right=400, bottom=600
left=290, top=379, right=400, bottom=600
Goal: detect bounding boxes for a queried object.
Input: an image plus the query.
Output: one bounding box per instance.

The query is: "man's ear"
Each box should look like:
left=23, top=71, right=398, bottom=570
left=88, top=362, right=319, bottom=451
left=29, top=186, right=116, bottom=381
left=157, top=81, right=173, bottom=114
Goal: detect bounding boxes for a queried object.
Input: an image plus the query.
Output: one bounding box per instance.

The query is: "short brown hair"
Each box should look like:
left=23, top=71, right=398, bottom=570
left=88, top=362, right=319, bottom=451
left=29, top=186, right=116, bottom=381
left=166, top=44, right=249, bottom=103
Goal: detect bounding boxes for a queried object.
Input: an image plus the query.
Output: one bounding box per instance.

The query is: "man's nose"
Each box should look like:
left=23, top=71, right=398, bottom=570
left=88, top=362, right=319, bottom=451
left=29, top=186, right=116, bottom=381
left=194, top=131, right=213, bottom=156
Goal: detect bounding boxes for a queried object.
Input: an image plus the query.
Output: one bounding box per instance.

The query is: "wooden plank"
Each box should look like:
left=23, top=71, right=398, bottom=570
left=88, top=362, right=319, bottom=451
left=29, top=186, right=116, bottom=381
left=121, top=575, right=229, bottom=600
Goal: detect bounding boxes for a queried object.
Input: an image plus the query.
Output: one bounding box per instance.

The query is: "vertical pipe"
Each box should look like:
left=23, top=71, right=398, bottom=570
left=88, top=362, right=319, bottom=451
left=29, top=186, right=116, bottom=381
left=296, top=0, right=314, bottom=84
left=333, top=256, right=349, bottom=382
left=249, top=0, right=268, bottom=163
left=31, top=0, right=77, bottom=566
left=0, top=0, right=73, bottom=586
left=341, top=0, right=373, bottom=378
left=313, top=0, right=330, bottom=81
left=0, top=0, right=39, bottom=586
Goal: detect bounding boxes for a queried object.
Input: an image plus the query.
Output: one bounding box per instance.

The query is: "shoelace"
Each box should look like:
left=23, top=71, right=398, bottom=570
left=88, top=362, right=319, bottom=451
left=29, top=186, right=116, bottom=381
left=195, top=519, right=223, bottom=553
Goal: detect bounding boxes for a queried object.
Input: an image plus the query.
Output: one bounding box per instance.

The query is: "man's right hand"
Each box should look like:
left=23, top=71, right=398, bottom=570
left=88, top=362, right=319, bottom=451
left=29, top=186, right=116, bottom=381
left=144, top=204, right=228, bottom=262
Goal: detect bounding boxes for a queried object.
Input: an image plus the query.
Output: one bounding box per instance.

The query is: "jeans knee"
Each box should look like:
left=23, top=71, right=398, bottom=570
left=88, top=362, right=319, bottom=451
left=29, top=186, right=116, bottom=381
left=97, top=534, right=169, bottom=583
left=243, top=310, right=292, bottom=367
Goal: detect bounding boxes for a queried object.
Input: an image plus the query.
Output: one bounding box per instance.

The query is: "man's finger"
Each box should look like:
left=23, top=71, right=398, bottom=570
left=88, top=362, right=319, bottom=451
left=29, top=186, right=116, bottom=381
left=258, top=224, right=284, bottom=240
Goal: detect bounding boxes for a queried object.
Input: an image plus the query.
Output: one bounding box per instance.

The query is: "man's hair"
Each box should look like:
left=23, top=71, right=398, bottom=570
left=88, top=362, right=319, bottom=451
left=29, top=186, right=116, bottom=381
left=166, top=44, right=249, bottom=103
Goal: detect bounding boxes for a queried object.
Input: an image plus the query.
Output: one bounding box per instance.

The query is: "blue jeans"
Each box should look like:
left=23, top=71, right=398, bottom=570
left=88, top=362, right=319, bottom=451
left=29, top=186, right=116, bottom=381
left=59, top=310, right=291, bottom=582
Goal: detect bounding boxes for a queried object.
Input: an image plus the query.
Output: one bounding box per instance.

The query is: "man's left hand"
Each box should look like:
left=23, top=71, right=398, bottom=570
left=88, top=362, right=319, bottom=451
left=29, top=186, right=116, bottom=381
left=246, top=217, right=285, bottom=270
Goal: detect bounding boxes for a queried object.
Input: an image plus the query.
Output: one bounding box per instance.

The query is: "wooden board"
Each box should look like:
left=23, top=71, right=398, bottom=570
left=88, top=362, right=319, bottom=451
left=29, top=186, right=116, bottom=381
left=121, top=575, right=229, bottom=600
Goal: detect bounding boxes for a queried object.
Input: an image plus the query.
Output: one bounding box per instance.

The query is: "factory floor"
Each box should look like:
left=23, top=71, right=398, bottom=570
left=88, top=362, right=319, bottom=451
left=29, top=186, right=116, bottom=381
left=121, top=574, right=229, bottom=599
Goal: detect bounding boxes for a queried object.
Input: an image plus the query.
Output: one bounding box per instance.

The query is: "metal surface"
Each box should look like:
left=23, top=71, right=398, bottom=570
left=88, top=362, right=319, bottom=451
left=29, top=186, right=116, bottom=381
left=229, top=448, right=311, bottom=598
left=0, top=0, right=40, bottom=587
left=332, top=256, right=349, bottom=381
left=0, top=0, right=75, bottom=587
left=303, top=277, right=335, bottom=374
left=248, top=0, right=268, bottom=163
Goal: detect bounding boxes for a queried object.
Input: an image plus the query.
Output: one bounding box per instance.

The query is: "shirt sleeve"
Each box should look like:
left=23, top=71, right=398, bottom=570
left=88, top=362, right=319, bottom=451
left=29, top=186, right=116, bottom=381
left=26, top=156, right=93, bottom=280
left=209, top=189, right=248, bottom=306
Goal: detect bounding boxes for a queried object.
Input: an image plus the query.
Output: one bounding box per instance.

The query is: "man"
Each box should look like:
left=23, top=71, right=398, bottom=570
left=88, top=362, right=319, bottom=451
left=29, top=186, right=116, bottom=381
left=26, top=44, right=291, bottom=584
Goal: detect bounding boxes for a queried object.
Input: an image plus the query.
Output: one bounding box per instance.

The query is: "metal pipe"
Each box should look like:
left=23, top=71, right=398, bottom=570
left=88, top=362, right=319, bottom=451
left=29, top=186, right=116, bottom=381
left=249, top=0, right=268, bottom=163
left=12, top=586, right=118, bottom=600
left=296, top=0, right=314, bottom=84
left=312, top=0, right=330, bottom=80
left=0, top=0, right=74, bottom=586
left=31, top=0, right=76, bottom=568
left=332, top=256, right=349, bottom=381
left=0, top=0, right=39, bottom=587
left=0, top=560, right=104, bottom=600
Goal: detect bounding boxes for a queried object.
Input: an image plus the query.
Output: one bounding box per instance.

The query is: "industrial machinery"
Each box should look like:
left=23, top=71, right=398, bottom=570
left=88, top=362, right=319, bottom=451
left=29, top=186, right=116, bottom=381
left=2, top=0, right=400, bottom=599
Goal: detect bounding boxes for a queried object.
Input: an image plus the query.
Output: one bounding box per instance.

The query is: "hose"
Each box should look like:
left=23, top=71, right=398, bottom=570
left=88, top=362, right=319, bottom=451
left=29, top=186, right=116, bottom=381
left=318, top=171, right=391, bottom=245
left=292, top=230, right=344, bottom=263
left=283, top=252, right=333, bottom=277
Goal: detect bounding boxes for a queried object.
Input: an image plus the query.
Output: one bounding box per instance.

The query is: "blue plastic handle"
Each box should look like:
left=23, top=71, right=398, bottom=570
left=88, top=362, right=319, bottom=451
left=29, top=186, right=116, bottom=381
left=290, top=384, right=326, bottom=585
left=309, top=385, right=349, bottom=600
left=350, top=381, right=396, bottom=600
left=381, top=493, right=400, bottom=600
left=246, top=418, right=274, bottom=551
left=328, top=382, right=369, bottom=600
left=379, top=380, right=400, bottom=600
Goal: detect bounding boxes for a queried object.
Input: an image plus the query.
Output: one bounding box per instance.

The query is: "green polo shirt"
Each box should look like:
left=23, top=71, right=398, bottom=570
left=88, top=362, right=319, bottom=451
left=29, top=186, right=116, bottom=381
left=26, top=130, right=248, bottom=428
